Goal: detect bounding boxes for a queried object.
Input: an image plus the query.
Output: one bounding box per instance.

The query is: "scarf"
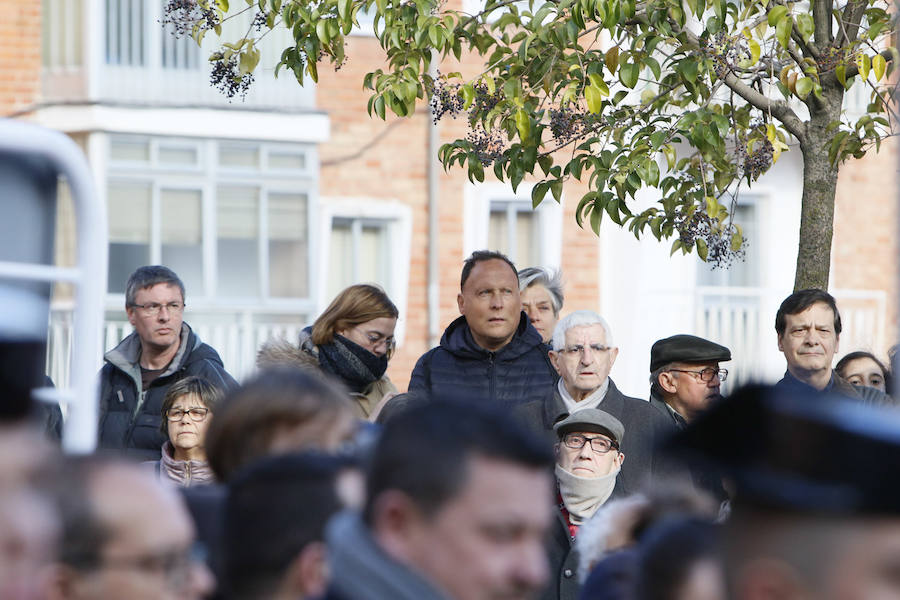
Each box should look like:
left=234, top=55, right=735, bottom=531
left=555, top=463, right=620, bottom=525
left=327, top=511, right=452, bottom=600
left=303, top=329, right=388, bottom=394
left=558, top=377, right=610, bottom=414
left=159, top=441, right=215, bottom=487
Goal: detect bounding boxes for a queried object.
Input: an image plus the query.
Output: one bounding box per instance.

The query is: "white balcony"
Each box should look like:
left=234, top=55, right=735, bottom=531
left=42, top=0, right=315, bottom=112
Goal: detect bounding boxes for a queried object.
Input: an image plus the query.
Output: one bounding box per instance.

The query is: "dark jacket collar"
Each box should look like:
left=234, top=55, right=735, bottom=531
left=544, top=378, right=624, bottom=428
left=439, top=312, right=544, bottom=360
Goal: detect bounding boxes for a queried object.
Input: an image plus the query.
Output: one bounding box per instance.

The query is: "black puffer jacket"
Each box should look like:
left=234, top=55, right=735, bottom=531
left=98, top=323, right=237, bottom=461
left=408, top=313, right=556, bottom=407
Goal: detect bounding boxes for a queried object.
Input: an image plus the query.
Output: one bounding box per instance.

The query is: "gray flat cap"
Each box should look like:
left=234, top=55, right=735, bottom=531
left=554, top=409, right=625, bottom=445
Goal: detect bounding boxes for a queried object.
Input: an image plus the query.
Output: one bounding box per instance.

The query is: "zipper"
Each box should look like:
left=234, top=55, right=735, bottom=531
left=488, top=352, right=495, bottom=401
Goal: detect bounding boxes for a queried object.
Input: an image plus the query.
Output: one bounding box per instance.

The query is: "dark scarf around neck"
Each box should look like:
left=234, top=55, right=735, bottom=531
left=317, top=334, right=388, bottom=393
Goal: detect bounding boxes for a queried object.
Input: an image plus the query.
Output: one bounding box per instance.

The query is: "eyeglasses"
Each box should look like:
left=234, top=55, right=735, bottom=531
left=562, top=433, right=619, bottom=454
left=100, top=542, right=207, bottom=589
left=365, top=332, right=396, bottom=353
left=668, top=367, right=728, bottom=383
left=165, top=407, right=210, bottom=422
left=559, top=343, right=614, bottom=357
left=131, top=301, right=185, bottom=316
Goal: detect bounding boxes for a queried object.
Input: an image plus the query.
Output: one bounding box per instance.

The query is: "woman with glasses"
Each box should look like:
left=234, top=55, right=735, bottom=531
left=149, top=376, right=222, bottom=487
left=258, top=284, right=399, bottom=419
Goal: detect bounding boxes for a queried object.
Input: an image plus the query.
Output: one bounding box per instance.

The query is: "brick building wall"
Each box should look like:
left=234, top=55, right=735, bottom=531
left=0, top=0, right=41, bottom=116
left=832, top=137, right=899, bottom=358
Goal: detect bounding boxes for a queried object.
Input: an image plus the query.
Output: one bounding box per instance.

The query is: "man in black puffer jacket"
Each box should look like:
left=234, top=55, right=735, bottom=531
left=409, top=250, right=556, bottom=408
left=98, top=266, right=237, bottom=461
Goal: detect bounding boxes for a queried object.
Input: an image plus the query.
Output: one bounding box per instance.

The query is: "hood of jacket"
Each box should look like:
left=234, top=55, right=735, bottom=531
left=439, top=313, right=543, bottom=361
left=255, top=336, right=321, bottom=372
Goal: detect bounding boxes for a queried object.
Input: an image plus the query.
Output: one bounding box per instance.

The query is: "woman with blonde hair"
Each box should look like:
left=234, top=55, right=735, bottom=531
left=258, top=284, right=399, bottom=418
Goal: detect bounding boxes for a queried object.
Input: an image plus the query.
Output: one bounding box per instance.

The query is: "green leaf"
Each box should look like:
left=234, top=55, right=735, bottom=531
left=585, top=84, right=604, bottom=113
left=239, top=47, right=261, bottom=75
left=856, top=52, right=871, bottom=81
left=532, top=183, right=550, bottom=208
left=748, top=39, right=761, bottom=65
left=696, top=237, right=708, bottom=261
left=836, top=64, right=847, bottom=87
left=767, top=5, right=788, bottom=26
left=795, top=76, right=813, bottom=99
left=670, top=239, right=682, bottom=256
left=731, top=228, right=743, bottom=251
left=605, top=46, right=619, bottom=75
left=775, top=16, right=792, bottom=49
left=588, top=73, right=610, bottom=96
left=515, top=108, right=531, bottom=141
left=589, top=202, right=603, bottom=234
left=796, top=14, right=814, bottom=42
left=873, top=54, right=886, bottom=81
left=551, top=180, right=563, bottom=203
left=338, top=0, right=351, bottom=20
left=462, top=84, right=475, bottom=110
left=619, top=63, right=639, bottom=88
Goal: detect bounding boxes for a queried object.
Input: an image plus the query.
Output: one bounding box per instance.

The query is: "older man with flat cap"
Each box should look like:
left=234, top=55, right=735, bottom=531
left=668, top=383, right=900, bottom=600
left=649, top=334, right=731, bottom=428
left=542, top=409, right=625, bottom=600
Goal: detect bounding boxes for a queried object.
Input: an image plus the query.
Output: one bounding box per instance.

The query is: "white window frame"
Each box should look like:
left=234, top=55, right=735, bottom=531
left=318, top=198, right=412, bottom=345
left=105, top=135, right=319, bottom=312
left=463, top=181, right=562, bottom=270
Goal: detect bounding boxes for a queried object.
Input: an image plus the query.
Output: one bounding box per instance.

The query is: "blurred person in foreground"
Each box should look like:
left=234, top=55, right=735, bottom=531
left=98, top=265, right=237, bottom=460
left=835, top=350, right=891, bottom=393
left=542, top=410, right=625, bottom=600
left=774, top=288, right=891, bottom=404
left=257, top=284, right=399, bottom=419
left=148, top=376, right=223, bottom=487
left=518, top=267, right=565, bottom=346
left=44, top=456, right=212, bottom=600
left=668, top=383, right=900, bottom=600
left=222, top=453, right=361, bottom=600
left=323, top=401, right=555, bottom=600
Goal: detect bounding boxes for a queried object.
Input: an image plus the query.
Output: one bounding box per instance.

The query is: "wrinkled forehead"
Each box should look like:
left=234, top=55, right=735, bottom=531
left=785, top=302, right=837, bottom=328
left=135, top=282, right=184, bottom=303
left=563, top=323, right=608, bottom=345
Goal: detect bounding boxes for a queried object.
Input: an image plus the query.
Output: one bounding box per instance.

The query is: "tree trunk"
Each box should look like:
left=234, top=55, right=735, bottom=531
left=794, top=93, right=843, bottom=291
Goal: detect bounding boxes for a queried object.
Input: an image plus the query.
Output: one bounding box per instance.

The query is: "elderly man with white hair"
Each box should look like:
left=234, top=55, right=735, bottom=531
left=515, top=310, right=677, bottom=496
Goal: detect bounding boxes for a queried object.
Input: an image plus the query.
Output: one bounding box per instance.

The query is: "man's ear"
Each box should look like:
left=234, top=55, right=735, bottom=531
left=777, top=333, right=785, bottom=353
left=126, top=306, right=137, bottom=328
left=608, top=347, right=619, bottom=369
left=658, top=371, right=678, bottom=394
left=549, top=351, right=562, bottom=376
left=370, top=490, right=426, bottom=565
left=280, top=541, right=329, bottom=600
left=457, top=293, right=465, bottom=316
left=615, top=452, right=625, bottom=467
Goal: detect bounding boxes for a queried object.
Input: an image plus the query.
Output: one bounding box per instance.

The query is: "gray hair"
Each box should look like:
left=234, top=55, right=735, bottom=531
left=125, top=265, right=185, bottom=307
left=551, top=310, right=615, bottom=351
left=517, top=267, right=565, bottom=316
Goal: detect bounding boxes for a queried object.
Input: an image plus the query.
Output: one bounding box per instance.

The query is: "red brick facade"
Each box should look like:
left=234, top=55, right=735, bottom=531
left=0, top=0, right=41, bottom=116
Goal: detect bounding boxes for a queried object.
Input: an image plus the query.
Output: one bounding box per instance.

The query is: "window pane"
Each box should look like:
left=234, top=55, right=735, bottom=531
left=110, top=138, right=150, bottom=162
left=159, top=145, right=198, bottom=166
left=107, top=181, right=150, bottom=293
left=488, top=209, right=508, bottom=254
left=161, top=189, right=204, bottom=296
left=359, top=224, right=387, bottom=284
left=268, top=192, right=308, bottom=298
left=697, top=203, right=759, bottom=288
left=219, top=145, right=260, bottom=168
left=328, top=220, right=353, bottom=300
left=515, top=210, right=538, bottom=267
left=268, top=151, right=306, bottom=171
left=217, top=187, right=260, bottom=298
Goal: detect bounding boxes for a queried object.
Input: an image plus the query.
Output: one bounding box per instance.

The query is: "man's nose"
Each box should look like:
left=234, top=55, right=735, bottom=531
left=514, top=539, right=550, bottom=591
left=490, top=292, right=505, bottom=308
left=578, top=441, right=594, bottom=458
left=187, top=560, right=215, bottom=598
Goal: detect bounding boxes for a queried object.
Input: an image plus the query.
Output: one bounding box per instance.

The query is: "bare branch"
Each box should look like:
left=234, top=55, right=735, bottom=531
left=835, top=0, right=867, bottom=46
left=812, top=0, right=833, bottom=49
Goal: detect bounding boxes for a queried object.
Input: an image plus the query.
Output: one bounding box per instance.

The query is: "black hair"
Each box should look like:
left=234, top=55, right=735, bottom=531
left=635, top=517, right=721, bottom=600
left=223, top=452, right=349, bottom=599
left=775, top=288, right=841, bottom=337
left=460, top=250, right=518, bottom=292
left=363, top=401, right=553, bottom=524
left=835, top=350, right=891, bottom=388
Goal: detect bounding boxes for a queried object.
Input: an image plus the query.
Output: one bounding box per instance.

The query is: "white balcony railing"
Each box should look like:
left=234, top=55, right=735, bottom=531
left=42, top=0, right=315, bottom=111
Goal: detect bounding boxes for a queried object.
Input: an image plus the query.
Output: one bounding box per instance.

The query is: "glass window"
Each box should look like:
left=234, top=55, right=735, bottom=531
left=161, top=189, right=204, bottom=295
left=327, top=217, right=390, bottom=298
left=219, top=145, right=260, bottom=169
left=268, top=151, right=307, bottom=171
left=110, top=138, right=150, bottom=163
left=269, top=192, right=308, bottom=298
left=489, top=202, right=538, bottom=268
left=159, top=145, right=198, bottom=166
left=107, top=181, right=151, bottom=293
left=105, top=0, right=144, bottom=66
left=217, top=187, right=260, bottom=298
left=697, top=202, right=759, bottom=288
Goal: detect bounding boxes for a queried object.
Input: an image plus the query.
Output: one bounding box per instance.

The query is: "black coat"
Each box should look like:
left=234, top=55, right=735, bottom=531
left=409, top=314, right=556, bottom=408
left=514, top=380, right=679, bottom=496
left=542, top=510, right=581, bottom=600
left=98, top=324, right=237, bottom=461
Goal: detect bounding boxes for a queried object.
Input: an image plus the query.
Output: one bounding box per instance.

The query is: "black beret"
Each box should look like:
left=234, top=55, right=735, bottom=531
left=650, top=334, right=731, bottom=372
left=665, top=383, right=900, bottom=515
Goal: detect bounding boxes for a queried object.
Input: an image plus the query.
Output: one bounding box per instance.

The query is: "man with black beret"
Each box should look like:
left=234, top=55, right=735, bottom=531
left=667, top=383, right=900, bottom=600
left=648, top=334, right=732, bottom=427
left=541, top=409, right=625, bottom=600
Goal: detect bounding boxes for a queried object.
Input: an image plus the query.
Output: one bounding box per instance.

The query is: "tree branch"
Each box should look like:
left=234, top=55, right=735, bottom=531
left=812, top=0, right=833, bottom=49
left=835, top=0, right=867, bottom=46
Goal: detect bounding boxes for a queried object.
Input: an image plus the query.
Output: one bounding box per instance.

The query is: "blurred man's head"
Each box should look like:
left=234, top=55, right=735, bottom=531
left=47, top=457, right=212, bottom=600
left=458, top=251, right=522, bottom=352
left=775, top=289, right=842, bottom=390
left=365, top=402, right=555, bottom=600
left=223, top=453, right=358, bottom=600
